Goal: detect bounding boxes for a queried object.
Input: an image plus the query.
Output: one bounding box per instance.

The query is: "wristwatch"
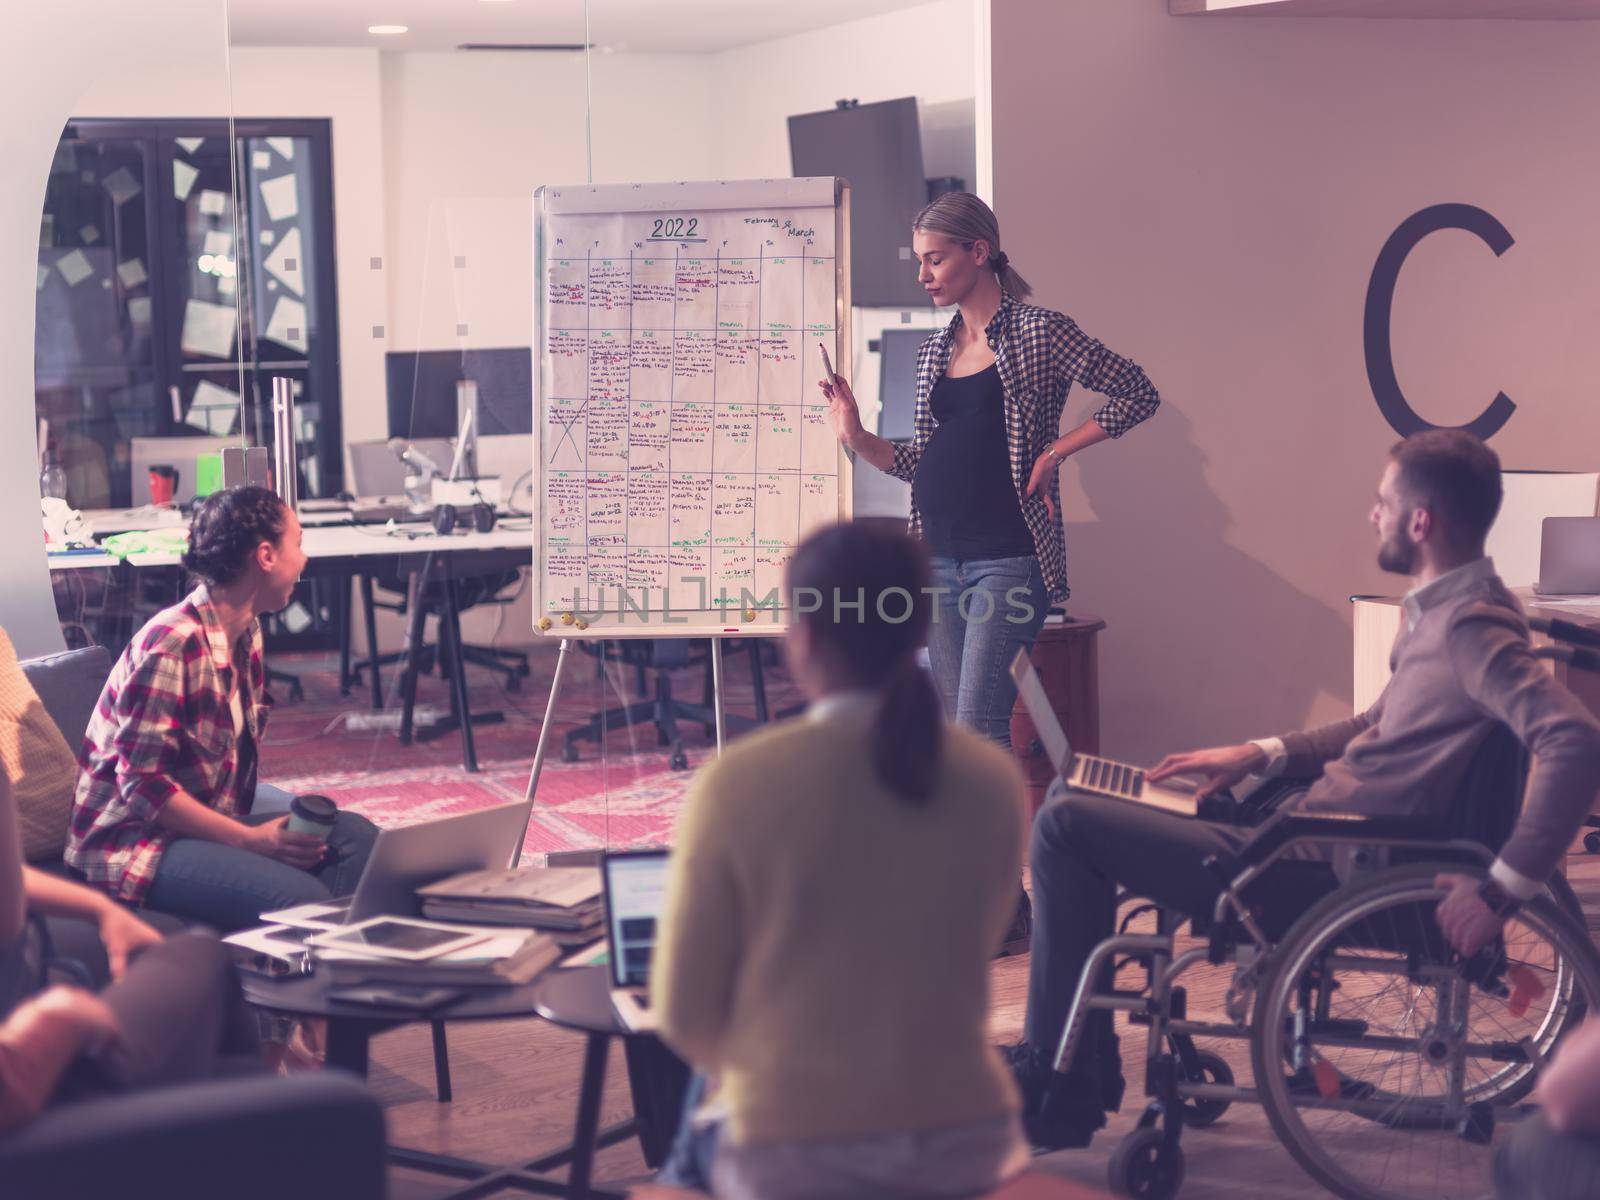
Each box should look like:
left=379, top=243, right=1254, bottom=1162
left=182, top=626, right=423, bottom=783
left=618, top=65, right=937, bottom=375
left=1477, top=877, right=1523, bottom=918
left=1045, top=444, right=1063, bottom=464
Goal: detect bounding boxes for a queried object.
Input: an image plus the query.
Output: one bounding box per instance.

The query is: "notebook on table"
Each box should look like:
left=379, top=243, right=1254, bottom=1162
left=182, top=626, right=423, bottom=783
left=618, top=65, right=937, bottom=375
left=1009, top=649, right=1201, bottom=818
left=601, top=848, right=671, bottom=1033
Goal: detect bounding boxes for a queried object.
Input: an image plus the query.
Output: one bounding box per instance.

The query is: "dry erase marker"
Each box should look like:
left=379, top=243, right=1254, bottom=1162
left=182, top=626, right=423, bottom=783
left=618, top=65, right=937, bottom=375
left=817, top=343, right=836, bottom=384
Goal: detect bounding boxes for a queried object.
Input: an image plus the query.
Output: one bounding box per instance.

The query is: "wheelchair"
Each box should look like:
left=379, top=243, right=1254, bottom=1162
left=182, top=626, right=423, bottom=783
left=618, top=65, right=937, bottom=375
left=1052, top=620, right=1600, bottom=1200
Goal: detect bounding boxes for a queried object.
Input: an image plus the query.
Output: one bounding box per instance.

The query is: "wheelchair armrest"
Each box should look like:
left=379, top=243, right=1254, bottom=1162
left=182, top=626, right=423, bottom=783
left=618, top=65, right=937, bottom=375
left=1213, top=810, right=1459, bottom=878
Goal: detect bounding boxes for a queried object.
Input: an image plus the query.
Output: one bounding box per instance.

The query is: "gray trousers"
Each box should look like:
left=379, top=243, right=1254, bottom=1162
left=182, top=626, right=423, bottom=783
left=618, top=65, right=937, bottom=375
left=1497, top=1113, right=1600, bottom=1200
left=1025, top=790, right=1339, bottom=1083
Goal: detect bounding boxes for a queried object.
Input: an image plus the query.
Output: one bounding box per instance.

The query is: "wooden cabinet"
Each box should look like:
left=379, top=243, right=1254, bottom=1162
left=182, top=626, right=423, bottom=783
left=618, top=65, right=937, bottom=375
left=1009, top=613, right=1105, bottom=818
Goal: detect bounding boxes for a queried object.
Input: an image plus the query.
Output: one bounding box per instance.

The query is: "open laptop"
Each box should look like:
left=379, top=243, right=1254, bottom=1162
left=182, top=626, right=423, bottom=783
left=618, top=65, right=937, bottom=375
left=600, top=848, right=671, bottom=1032
left=1009, top=650, right=1200, bottom=818
left=265, top=799, right=534, bottom=929
left=1534, top=516, right=1600, bottom=596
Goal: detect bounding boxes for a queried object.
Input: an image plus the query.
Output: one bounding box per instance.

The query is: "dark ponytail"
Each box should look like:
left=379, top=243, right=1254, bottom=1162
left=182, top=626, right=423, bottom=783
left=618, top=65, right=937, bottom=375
left=871, top=652, right=943, bottom=804
left=785, top=523, right=943, bottom=805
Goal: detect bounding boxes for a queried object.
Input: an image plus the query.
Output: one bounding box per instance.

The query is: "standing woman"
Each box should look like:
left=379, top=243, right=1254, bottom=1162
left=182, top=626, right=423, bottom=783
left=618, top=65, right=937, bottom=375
left=826, top=194, right=1160, bottom=947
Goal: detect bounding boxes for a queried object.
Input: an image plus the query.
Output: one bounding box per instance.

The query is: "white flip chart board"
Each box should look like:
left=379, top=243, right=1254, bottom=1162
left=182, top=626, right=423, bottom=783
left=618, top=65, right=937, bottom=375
left=533, top=178, right=852, bottom=637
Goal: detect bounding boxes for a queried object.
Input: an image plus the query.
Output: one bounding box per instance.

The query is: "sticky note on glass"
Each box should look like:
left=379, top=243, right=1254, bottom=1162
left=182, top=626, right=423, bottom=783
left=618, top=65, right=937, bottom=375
left=117, top=259, right=148, bottom=289
left=104, top=166, right=142, bottom=207
left=203, top=229, right=233, bottom=258
left=175, top=136, right=205, bottom=156
left=56, top=249, right=94, bottom=287
left=198, top=189, right=228, bottom=217
left=173, top=160, right=199, bottom=202
left=180, top=298, right=237, bottom=359
left=264, top=295, right=308, bottom=353
left=259, top=175, right=300, bottom=223
left=264, top=227, right=304, bottom=295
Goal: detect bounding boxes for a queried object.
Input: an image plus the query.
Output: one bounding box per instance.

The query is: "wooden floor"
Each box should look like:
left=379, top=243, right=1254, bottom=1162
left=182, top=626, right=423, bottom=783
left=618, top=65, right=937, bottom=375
left=373, top=848, right=1600, bottom=1200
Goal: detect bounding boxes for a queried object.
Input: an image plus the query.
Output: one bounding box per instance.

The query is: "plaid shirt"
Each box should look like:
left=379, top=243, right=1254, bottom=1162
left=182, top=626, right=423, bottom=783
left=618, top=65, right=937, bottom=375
left=886, top=293, right=1160, bottom=604
left=65, top=585, right=269, bottom=904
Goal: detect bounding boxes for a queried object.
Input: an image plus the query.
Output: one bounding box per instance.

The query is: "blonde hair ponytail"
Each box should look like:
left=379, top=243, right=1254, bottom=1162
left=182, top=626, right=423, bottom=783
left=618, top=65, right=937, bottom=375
left=913, top=192, right=1033, bottom=301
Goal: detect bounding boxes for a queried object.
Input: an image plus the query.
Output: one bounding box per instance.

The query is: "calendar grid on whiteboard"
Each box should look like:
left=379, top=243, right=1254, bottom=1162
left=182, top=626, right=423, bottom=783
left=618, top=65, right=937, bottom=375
left=533, top=178, right=852, bottom=637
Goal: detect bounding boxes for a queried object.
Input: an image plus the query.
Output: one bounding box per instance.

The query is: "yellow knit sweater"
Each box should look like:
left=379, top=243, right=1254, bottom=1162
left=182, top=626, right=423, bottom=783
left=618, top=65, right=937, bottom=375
left=652, top=703, right=1027, bottom=1146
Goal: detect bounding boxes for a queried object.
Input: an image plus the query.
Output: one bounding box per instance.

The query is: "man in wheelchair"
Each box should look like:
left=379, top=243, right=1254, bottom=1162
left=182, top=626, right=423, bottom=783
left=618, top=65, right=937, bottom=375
left=1010, top=429, right=1600, bottom=1153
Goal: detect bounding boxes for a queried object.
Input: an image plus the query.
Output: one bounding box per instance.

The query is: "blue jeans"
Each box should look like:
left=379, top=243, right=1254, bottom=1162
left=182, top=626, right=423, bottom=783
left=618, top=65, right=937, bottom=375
left=926, top=555, right=1050, bottom=749
left=142, top=786, right=379, bottom=933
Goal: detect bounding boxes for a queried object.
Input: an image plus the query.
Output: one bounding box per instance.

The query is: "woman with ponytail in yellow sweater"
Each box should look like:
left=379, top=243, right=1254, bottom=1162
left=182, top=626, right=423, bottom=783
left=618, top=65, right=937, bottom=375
left=652, top=523, right=1030, bottom=1199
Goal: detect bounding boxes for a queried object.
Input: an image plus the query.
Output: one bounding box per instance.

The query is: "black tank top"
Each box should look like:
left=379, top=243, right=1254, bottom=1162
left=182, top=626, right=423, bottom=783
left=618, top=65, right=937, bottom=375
left=911, top=363, right=1035, bottom=559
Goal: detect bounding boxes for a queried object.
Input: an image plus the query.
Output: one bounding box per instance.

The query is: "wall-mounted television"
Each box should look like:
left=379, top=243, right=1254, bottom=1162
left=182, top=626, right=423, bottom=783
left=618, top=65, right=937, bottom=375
left=789, top=97, right=929, bottom=309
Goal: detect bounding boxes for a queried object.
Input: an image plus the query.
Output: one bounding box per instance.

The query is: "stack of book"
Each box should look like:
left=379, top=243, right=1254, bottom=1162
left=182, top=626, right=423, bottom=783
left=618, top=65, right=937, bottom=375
left=317, top=926, right=562, bottom=987
left=417, top=866, right=605, bottom=946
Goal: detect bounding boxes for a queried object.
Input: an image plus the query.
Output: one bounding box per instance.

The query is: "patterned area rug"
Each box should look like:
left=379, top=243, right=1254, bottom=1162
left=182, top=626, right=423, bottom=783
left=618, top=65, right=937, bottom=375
left=257, top=641, right=800, bottom=863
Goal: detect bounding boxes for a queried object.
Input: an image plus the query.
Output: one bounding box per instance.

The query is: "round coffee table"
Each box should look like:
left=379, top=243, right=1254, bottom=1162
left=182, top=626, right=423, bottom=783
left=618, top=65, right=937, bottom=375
left=242, top=966, right=678, bottom=1200
left=243, top=969, right=547, bottom=1187
left=242, top=968, right=541, bottom=1079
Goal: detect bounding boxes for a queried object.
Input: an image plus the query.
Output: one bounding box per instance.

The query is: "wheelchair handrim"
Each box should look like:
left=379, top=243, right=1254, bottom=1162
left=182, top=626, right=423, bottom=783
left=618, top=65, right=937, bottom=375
left=1251, top=870, right=1600, bottom=1200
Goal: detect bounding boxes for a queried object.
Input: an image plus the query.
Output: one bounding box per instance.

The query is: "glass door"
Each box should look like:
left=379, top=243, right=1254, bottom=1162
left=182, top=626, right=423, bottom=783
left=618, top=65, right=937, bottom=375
left=36, top=117, right=343, bottom=509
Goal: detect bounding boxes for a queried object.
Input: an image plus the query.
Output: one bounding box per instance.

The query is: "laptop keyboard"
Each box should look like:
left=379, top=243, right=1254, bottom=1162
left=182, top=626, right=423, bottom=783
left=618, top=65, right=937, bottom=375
left=1074, top=755, right=1145, bottom=799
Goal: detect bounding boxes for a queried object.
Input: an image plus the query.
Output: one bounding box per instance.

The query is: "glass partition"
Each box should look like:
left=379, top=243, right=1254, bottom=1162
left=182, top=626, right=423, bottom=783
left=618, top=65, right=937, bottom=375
left=92, top=0, right=976, bottom=871
left=29, top=4, right=241, bottom=650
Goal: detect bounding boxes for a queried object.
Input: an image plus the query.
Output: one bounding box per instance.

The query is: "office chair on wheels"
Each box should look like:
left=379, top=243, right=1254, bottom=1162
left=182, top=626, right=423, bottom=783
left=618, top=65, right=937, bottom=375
left=560, top=638, right=771, bottom=771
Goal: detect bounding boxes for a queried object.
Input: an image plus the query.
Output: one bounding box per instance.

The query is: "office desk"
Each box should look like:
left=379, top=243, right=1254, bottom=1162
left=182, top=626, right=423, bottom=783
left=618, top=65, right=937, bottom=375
left=1352, top=589, right=1600, bottom=716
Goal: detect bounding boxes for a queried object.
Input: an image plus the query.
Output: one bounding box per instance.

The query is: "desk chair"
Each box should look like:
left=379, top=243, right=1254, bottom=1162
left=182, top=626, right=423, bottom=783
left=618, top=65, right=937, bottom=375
left=340, top=439, right=529, bottom=705
left=561, top=639, right=770, bottom=771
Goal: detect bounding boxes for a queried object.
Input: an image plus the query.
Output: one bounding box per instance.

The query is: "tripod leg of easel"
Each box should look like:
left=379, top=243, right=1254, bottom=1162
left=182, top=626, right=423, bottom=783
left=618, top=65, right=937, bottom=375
left=711, top=636, right=726, bottom=755
left=508, top=637, right=574, bottom=868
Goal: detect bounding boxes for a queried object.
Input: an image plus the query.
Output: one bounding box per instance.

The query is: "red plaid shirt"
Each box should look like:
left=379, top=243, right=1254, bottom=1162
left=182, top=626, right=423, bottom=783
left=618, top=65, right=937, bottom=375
left=66, top=585, right=270, bottom=903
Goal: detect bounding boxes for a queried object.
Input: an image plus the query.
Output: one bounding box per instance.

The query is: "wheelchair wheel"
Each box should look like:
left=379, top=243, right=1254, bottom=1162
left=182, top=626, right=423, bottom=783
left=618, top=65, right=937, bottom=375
left=1251, top=864, right=1600, bottom=1200
left=1108, top=1127, right=1185, bottom=1200
left=1179, top=1049, right=1234, bottom=1127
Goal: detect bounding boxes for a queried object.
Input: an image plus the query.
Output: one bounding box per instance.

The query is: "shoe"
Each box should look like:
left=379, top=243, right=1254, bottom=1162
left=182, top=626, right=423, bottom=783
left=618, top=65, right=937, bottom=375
left=1027, top=1076, right=1107, bottom=1151
left=1004, top=1041, right=1106, bottom=1151
left=997, top=887, right=1033, bottom=958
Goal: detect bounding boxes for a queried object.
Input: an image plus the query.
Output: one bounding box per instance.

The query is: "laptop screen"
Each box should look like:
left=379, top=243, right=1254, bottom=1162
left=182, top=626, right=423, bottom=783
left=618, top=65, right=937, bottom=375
left=602, top=851, right=670, bottom=989
left=1009, top=649, right=1072, bottom=775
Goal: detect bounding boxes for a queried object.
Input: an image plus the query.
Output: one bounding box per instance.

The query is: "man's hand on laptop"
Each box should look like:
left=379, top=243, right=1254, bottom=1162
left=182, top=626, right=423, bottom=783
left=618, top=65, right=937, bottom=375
left=1148, top=744, right=1268, bottom=799
left=246, top=817, right=327, bottom=869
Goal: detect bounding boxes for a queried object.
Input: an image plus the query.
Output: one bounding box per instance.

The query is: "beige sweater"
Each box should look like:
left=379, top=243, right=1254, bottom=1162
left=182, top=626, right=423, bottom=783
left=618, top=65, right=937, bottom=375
left=652, top=702, right=1026, bottom=1146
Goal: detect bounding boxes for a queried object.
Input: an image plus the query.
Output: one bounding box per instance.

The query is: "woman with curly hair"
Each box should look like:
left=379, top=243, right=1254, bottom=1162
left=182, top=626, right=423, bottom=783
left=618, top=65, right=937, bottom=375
left=65, top=486, right=378, bottom=930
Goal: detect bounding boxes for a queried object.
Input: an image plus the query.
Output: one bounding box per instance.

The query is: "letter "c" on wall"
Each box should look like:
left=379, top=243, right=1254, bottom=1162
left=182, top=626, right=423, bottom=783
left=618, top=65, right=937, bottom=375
left=1364, top=203, right=1516, bottom=440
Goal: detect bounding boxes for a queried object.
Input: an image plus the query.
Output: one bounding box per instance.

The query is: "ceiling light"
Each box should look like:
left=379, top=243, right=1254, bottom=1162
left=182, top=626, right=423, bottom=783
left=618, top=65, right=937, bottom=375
left=368, top=24, right=408, bottom=35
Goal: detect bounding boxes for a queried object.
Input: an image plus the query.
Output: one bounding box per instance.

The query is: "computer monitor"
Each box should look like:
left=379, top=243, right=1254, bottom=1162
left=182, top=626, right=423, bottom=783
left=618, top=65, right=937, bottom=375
left=789, top=97, right=928, bottom=308
left=875, top=328, right=927, bottom=443
left=386, top=348, right=533, bottom=441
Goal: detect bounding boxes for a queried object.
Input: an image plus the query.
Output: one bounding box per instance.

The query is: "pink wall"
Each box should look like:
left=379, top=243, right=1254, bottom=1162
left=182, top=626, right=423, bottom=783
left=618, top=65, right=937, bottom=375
left=992, top=0, right=1600, bottom=761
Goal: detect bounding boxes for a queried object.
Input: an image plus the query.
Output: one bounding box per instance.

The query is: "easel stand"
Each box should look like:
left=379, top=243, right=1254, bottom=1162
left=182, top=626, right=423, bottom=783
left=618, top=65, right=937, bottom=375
left=509, top=637, right=735, bottom=866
